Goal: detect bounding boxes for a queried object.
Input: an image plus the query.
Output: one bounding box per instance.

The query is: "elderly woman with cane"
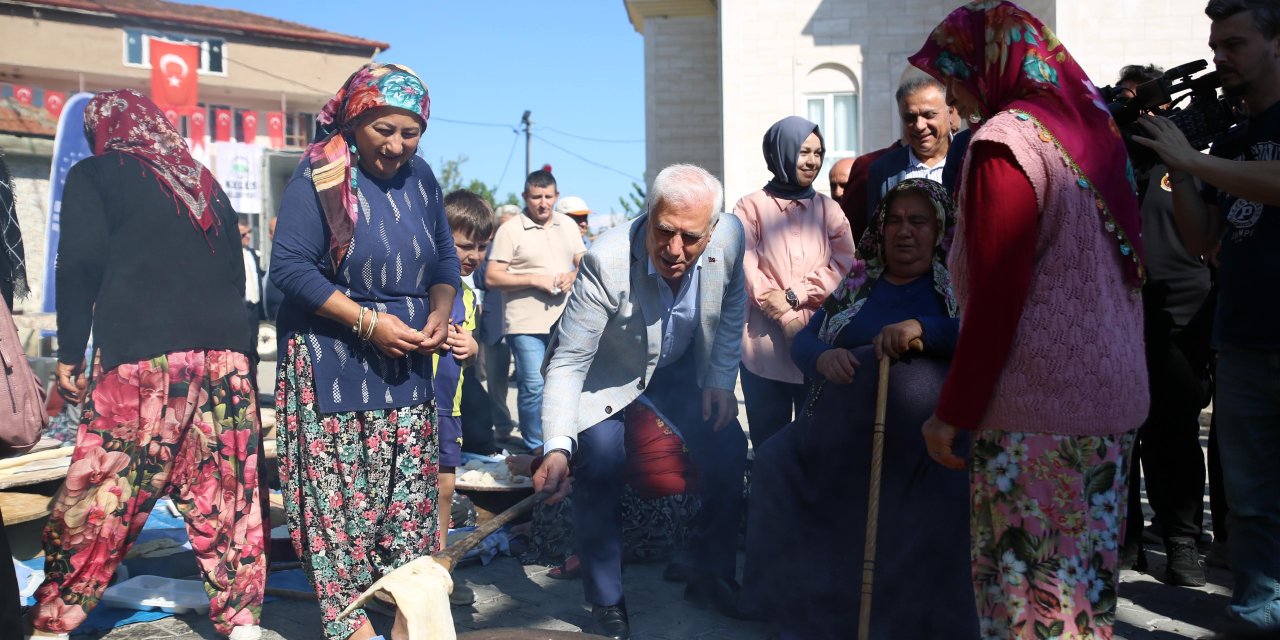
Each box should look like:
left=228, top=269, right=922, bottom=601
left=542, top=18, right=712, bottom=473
left=271, top=63, right=459, bottom=640
left=912, top=2, right=1149, bottom=637
left=739, top=178, right=974, bottom=640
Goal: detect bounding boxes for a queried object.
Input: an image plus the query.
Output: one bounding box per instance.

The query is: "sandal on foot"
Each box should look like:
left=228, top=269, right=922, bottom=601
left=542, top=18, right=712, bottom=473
left=548, top=555, right=581, bottom=580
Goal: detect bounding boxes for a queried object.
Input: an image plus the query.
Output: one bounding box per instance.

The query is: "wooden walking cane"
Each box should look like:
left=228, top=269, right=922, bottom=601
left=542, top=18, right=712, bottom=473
left=857, top=338, right=923, bottom=640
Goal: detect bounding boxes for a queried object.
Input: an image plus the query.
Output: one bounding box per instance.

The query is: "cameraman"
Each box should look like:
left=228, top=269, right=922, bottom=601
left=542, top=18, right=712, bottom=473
left=1122, top=64, right=1214, bottom=588
left=1136, top=0, right=1280, bottom=630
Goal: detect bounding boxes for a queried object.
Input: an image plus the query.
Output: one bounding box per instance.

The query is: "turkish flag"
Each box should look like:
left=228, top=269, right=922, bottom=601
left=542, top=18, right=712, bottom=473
left=213, top=108, right=232, bottom=142
left=12, top=85, right=33, bottom=106
left=240, top=110, right=258, bottom=143
left=162, top=107, right=181, bottom=129
left=149, top=38, right=200, bottom=108
left=266, top=111, right=285, bottom=148
left=187, top=107, right=207, bottom=151
left=44, top=91, right=67, bottom=118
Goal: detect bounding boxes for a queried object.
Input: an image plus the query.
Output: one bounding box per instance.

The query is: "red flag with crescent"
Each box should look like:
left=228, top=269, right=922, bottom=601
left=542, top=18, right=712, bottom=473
left=240, top=110, right=258, bottom=143
left=214, top=108, right=232, bottom=142
left=149, top=38, right=200, bottom=108
left=44, top=91, right=67, bottom=118
left=162, top=107, right=181, bottom=128
left=12, top=85, right=34, bottom=106
left=187, top=107, right=207, bottom=151
left=266, top=111, right=285, bottom=148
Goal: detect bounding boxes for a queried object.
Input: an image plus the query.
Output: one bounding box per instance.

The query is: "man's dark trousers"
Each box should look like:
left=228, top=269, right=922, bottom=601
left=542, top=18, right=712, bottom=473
left=572, top=349, right=747, bottom=606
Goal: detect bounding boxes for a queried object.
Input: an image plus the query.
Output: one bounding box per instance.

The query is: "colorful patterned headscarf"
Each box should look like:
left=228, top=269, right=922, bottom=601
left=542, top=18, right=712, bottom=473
left=83, top=90, right=220, bottom=241
left=307, top=63, right=430, bottom=271
left=817, top=178, right=958, bottom=343
left=908, top=0, right=1144, bottom=287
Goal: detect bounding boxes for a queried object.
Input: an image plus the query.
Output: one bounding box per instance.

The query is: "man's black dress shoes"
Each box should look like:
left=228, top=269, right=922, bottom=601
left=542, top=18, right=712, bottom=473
left=589, top=603, right=630, bottom=640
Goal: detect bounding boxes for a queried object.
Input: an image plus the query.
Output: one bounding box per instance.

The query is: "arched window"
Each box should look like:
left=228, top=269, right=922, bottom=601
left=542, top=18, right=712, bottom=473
left=802, top=64, right=860, bottom=160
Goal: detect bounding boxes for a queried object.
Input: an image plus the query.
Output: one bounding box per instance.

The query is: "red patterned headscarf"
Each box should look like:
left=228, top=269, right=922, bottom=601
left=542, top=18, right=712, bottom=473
left=83, top=89, right=220, bottom=240
left=909, top=1, right=1144, bottom=287
left=306, top=63, right=430, bottom=271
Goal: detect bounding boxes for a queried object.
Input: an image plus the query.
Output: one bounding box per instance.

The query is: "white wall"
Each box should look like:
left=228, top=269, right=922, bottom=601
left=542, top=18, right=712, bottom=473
left=1053, top=0, right=1213, bottom=89
left=642, top=15, right=723, bottom=191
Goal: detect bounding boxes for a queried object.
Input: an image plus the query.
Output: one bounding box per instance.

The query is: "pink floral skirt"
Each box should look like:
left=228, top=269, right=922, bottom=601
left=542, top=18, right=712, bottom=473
left=32, top=350, right=265, bottom=636
left=970, top=429, right=1135, bottom=639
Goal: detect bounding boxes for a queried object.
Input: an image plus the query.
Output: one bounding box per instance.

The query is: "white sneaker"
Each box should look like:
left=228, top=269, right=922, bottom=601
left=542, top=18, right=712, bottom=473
left=227, top=625, right=262, bottom=640
left=26, top=632, right=70, bottom=640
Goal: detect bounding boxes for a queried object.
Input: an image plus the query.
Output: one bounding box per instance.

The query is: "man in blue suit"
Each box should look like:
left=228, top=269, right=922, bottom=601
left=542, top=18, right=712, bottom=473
left=865, top=76, right=971, bottom=221
left=533, top=163, right=748, bottom=639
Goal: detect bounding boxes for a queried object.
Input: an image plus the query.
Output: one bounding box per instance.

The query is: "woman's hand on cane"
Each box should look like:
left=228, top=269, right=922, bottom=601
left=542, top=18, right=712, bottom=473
left=873, top=319, right=924, bottom=360
left=922, top=413, right=966, bottom=470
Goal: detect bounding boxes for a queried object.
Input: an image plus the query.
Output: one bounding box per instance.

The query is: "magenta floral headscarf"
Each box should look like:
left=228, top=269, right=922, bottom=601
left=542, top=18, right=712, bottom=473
left=306, top=63, right=430, bottom=271
left=84, top=90, right=220, bottom=242
left=908, top=0, right=1144, bottom=287
left=818, top=178, right=958, bottom=343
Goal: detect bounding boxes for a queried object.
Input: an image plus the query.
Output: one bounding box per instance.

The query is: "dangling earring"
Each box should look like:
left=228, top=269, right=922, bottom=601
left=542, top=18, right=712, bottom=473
left=968, top=111, right=983, bottom=124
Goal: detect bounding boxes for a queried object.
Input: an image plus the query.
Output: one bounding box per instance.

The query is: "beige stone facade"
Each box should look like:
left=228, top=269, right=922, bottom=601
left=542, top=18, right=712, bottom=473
left=627, top=0, right=1212, bottom=206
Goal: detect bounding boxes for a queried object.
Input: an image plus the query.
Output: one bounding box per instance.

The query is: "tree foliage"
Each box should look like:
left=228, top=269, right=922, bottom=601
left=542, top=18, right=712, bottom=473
left=618, top=181, right=645, bottom=219
left=436, top=155, right=520, bottom=208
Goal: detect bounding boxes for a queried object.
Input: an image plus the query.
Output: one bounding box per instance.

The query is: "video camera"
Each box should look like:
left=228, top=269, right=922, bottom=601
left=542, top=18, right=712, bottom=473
left=1100, top=60, right=1238, bottom=171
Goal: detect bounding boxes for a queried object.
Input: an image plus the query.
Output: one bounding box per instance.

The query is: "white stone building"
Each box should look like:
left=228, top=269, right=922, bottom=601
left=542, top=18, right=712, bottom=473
left=623, top=0, right=1213, bottom=205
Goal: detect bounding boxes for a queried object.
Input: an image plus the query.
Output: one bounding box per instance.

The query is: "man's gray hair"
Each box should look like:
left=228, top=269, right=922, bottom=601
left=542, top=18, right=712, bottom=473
left=647, top=163, right=724, bottom=224
left=896, top=76, right=946, bottom=104
left=494, top=203, right=521, bottom=222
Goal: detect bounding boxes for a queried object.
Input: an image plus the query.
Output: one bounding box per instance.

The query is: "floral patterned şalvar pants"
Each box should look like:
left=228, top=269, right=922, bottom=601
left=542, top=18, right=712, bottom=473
left=276, top=338, right=440, bottom=640
left=970, top=430, right=1136, bottom=640
left=33, top=351, right=265, bottom=636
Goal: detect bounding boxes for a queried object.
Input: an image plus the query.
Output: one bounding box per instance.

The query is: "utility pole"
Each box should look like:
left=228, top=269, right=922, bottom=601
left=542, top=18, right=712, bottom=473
left=521, top=110, right=532, bottom=178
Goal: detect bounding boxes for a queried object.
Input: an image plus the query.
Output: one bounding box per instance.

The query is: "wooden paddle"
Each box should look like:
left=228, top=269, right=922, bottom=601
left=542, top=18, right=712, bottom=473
left=857, top=337, right=923, bottom=640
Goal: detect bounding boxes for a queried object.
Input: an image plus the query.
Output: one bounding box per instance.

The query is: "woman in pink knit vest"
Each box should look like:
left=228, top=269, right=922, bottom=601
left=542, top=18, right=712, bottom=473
left=910, top=2, right=1150, bottom=638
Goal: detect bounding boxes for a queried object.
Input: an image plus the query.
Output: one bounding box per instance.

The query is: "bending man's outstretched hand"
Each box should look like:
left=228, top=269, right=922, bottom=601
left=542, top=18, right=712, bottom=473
left=532, top=450, right=574, bottom=505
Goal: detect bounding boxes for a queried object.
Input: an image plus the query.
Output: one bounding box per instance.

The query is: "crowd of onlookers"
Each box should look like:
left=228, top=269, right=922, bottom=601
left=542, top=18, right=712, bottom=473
left=2, top=1, right=1278, bottom=639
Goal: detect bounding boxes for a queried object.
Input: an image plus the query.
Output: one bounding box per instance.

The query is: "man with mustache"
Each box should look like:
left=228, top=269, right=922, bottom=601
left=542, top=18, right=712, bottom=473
left=1135, top=0, right=1280, bottom=631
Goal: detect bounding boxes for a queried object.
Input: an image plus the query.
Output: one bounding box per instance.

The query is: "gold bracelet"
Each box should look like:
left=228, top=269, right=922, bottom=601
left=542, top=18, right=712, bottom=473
left=363, top=309, right=379, bottom=341
left=353, top=306, right=366, bottom=336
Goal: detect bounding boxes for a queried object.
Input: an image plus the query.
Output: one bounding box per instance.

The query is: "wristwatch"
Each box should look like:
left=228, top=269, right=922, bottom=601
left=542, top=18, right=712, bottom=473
left=785, top=288, right=799, bottom=310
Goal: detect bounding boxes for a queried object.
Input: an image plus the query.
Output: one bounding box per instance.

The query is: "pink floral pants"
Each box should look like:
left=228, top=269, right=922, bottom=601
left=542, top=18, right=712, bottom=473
left=32, top=351, right=266, bottom=636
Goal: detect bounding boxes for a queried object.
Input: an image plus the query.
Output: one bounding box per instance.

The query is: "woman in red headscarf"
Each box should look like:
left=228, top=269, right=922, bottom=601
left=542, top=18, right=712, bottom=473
left=910, top=2, right=1149, bottom=637
left=29, top=90, right=264, bottom=639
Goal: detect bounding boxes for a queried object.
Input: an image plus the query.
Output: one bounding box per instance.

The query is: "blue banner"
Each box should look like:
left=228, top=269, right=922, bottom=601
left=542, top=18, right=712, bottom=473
left=41, top=92, right=94, bottom=314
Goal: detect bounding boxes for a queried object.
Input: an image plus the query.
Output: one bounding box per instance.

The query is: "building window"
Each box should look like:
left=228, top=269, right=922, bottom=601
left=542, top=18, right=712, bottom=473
left=286, top=112, right=316, bottom=148
left=123, top=29, right=226, bottom=75
left=806, top=92, right=859, bottom=157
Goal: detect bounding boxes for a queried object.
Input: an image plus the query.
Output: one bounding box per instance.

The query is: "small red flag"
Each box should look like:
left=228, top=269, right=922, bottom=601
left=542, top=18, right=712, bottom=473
left=187, top=107, right=207, bottom=151
left=12, top=85, right=33, bottom=106
left=162, top=107, right=181, bottom=129
left=44, top=91, right=67, bottom=118
left=266, top=111, right=286, bottom=148
left=148, top=38, right=200, bottom=108
left=213, top=108, right=232, bottom=142
left=240, top=110, right=258, bottom=143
